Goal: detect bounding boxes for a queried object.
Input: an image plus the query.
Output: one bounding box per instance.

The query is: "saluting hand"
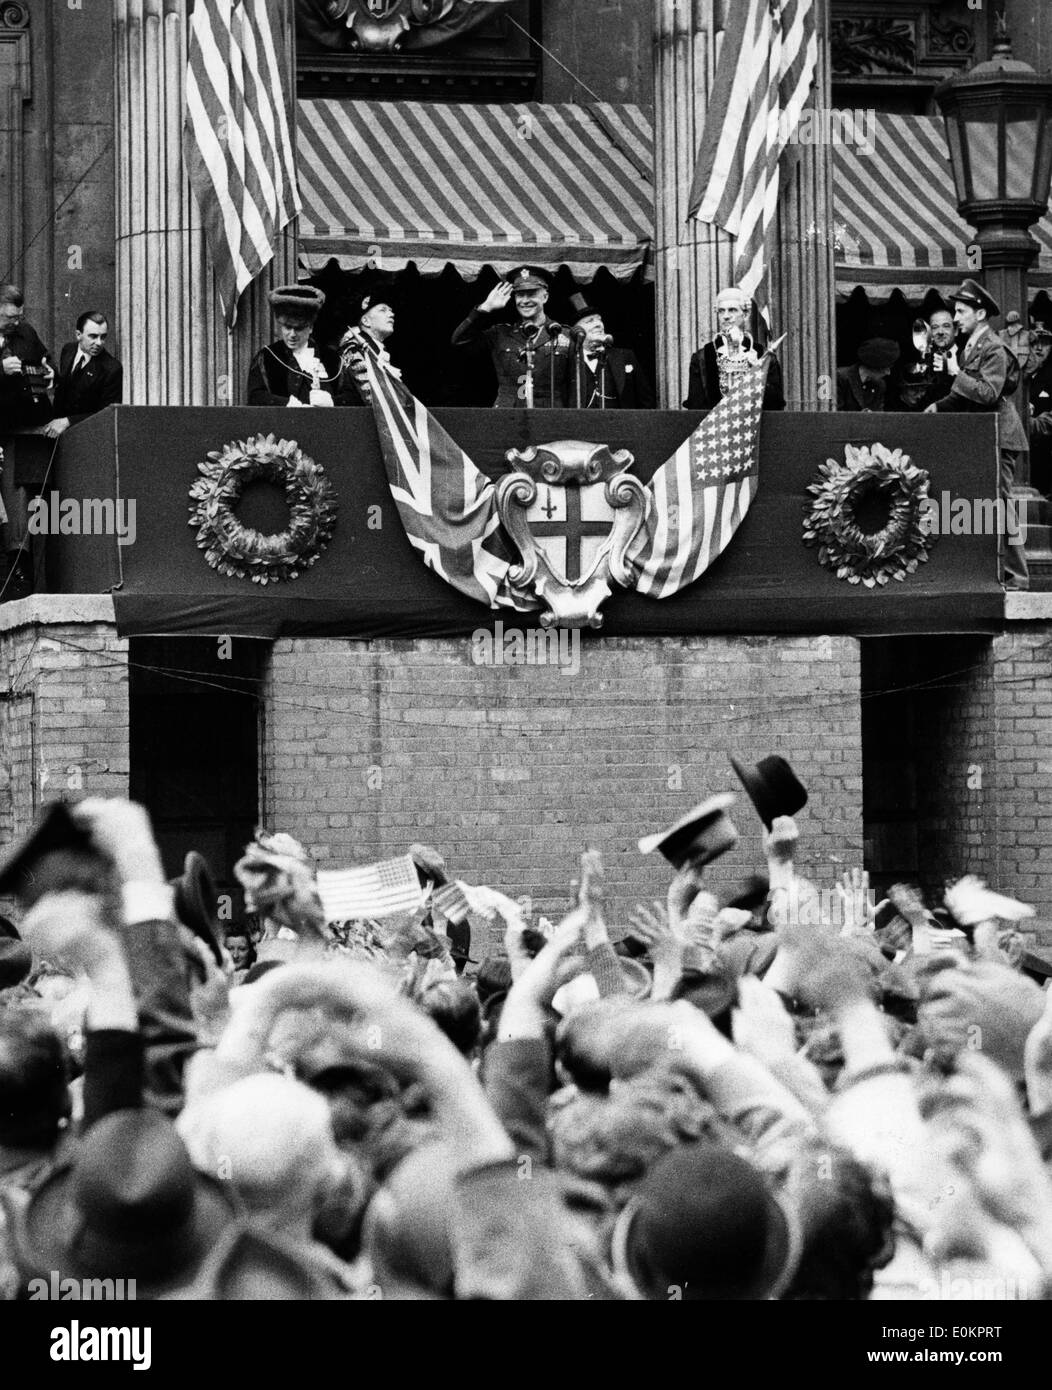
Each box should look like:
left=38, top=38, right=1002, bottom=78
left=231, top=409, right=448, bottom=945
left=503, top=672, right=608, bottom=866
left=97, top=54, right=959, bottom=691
left=478, top=280, right=513, bottom=314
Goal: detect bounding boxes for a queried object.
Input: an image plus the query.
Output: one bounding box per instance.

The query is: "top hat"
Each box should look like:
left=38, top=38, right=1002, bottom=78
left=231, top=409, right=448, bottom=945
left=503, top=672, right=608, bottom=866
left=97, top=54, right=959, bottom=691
left=0, top=801, right=99, bottom=900
left=170, top=850, right=224, bottom=967
left=9, top=1109, right=238, bottom=1297
left=637, top=792, right=739, bottom=870
left=951, top=278, right=1000, bottom=320
left=268, top=284, right=325, bottom=319
left=568, top=292, right=602, bottom=326
left=857, top=338, right=901, bottom=371
left=730, top=755, right=808, bottom=830
left=508, top=266, right=549, bottom=293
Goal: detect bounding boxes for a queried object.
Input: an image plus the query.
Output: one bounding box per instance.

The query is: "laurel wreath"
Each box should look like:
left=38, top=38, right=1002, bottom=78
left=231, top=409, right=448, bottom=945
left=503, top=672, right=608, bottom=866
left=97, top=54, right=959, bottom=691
left=188, top=434, right=337, bottom=585
left=802, top=443, right=936, bottom=586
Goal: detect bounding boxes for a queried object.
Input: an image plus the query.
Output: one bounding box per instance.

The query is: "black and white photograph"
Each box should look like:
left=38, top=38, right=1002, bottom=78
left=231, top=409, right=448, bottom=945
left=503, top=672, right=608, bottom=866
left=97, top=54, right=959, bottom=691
left=2, top=0, right=1052, bottom=1353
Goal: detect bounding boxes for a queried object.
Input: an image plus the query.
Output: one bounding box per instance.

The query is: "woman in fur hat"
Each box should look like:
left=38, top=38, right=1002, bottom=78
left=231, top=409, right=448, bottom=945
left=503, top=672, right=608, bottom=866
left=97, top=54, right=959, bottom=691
left=246, top=285, right=353, bottom=408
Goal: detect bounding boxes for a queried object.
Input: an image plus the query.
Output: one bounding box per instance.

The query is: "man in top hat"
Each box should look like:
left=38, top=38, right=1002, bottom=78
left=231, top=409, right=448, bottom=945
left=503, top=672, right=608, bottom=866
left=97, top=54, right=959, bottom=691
left=836, top=338, right=900, bottom=412
left=246, top=285, right=353, bottom=408
left=338, top=279, right=402, bottom=406
left=925, top=279, right=1029, bottom=589
left=451, top=266, right=573, bottom=408
left=566, top=293, right=654, bottom=409
left=683, top=286, right=785, bottom=412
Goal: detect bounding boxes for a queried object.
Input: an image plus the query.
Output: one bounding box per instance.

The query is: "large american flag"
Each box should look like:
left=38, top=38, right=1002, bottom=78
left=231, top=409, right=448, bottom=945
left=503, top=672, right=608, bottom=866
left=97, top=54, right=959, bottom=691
left=363, top=354, right=538, bottom=612
left=183, top=0, right=301, bottom=327
left=687, top=0, right=818, bottom=313
left=625, top=363, right=768, bottom=599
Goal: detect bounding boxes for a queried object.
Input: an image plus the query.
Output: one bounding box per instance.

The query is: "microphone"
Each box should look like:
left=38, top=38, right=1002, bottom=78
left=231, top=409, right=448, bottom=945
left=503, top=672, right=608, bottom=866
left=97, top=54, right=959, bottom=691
left=569, top=325, right=588, bottom=341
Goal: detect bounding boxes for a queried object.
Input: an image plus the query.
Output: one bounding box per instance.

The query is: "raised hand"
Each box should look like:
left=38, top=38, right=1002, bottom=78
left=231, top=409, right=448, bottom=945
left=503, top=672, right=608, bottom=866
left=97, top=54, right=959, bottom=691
left=835, top=867, right=874, bottom=936
left=478, top=280, right=513, bottom=314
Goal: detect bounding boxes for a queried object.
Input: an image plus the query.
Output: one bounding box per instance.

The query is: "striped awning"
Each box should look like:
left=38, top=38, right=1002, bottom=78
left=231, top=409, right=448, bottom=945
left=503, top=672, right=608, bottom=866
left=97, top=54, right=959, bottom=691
left=834, top=113, right=1052, bottom=300
left=296, top=99, right=653, bottom=281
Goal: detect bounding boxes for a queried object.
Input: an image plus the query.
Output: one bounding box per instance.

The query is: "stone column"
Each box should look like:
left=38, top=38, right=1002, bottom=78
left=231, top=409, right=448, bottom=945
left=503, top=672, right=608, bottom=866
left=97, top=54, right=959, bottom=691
left=114, top=0, right=297, bottom=406
left=652, top=0, right=835, bottom=409
left=769, top=0, right=836, bottom=410
left=652, top=0, right=733, bottom=409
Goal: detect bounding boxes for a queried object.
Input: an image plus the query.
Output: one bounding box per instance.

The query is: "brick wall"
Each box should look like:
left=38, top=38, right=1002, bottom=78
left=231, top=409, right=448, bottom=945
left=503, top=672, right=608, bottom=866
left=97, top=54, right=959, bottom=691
left=262, top=634, right=863, bottom=946
left=989, top=626, right=1052, bottom=934
left=0, top=599, right=128, bottom=910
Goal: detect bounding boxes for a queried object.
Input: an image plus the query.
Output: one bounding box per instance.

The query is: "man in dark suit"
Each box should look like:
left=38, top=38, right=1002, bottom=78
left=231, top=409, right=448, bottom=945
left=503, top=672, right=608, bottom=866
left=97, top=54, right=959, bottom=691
left=451, top=266, right=573, bottom=408
left=0, top=283, right=54, bottom=430
left=836, top=338, right=900, bottom=412
left=926, top=278, right=1029, bottom=590
left=683, top=286, right=785, bottom=411
left=43, top=311, right=123, bottom=439
left=566, top=293, right=654, bottom=409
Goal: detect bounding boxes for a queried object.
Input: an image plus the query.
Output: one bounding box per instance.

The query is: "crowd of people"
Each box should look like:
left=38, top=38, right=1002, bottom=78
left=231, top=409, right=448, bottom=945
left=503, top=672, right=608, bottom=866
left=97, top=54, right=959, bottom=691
left=1, top=766, right=1051, bottom=1301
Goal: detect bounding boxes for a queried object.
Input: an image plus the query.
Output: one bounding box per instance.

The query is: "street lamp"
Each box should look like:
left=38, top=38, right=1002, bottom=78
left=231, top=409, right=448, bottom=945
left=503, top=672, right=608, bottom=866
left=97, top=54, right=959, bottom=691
left=936, top=14, right=1052, bottom=335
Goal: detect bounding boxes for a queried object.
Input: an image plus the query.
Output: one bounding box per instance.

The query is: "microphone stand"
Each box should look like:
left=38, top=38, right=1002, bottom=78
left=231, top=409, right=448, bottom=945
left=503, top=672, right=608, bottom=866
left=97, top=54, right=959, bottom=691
left=574, top=334, right=583, bottom=409
left=546, top=322, right=562, bottom=409
left=594, top=343, right=609, bottom=411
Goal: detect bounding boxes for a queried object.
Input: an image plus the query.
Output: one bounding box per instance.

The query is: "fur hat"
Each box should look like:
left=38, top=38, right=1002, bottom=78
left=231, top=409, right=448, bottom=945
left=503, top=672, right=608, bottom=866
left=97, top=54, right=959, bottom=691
left=268, top=284, right=325, bottom=320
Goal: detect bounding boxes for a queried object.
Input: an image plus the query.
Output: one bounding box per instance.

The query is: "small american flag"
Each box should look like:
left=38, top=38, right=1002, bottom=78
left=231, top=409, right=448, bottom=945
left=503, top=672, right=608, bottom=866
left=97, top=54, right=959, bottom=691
left=317, top=854, right=425, bottom=922
left=363, top=354, right=537, bottom=612
left=687, top=0, right=818, bottom=314
left=183, top=0, right=301, bottom=327
left=625, top=362, right=768, bottom=599
left=432, top=881, right=471, bottom=926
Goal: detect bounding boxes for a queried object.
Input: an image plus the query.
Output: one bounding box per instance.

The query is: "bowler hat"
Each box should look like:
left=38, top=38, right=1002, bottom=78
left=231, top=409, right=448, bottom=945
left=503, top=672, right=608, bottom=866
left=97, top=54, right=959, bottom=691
left=857, top=338, right=901, bottom=371
left=730, top=755, right=808, bottom=830
left=637, top=792, right=739, bottom=870
left=177, top=1223, right=344, bottom=1300
left=0, top=801, right=99, bottom=900
left=11, top=1109, right=238, bottom=1297
left=170, top=850, right=224, bottom=966
left=508, top=265, right=549, bottom=293
left=616, top=1141, right=799, bottom=1300
left=268, top=284, right=325, bottom=319
left=951, top=278, right=1000, bottom=320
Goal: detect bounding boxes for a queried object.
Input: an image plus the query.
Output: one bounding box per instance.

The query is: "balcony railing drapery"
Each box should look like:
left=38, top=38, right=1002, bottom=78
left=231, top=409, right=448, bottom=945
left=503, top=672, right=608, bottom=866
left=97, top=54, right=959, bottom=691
left=51, top=407, right=1001, bottom=639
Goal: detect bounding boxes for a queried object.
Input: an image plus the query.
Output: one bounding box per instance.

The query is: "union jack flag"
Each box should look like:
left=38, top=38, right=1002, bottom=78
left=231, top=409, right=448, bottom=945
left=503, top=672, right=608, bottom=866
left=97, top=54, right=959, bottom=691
left=625, top=363, right=768, bottom=599
left=363, top=354, right=537, bottom=611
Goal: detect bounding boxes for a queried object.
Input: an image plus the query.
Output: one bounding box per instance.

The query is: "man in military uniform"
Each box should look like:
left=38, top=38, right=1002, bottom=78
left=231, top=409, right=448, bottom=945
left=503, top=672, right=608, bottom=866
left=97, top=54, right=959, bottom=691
left=925, top=279, right=1029, bottom=590
left=451, top=266, right=572, bottom=408
left=566, top=293, right=654, bottom=409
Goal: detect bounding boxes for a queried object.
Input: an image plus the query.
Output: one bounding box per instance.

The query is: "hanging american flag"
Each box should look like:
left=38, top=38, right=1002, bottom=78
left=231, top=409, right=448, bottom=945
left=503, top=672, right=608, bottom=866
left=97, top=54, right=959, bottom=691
left=687, top=0, right=818, bottom=313
left=625, top=362, right=768, bottom=600
left=183, top=0, right=301, bottom=327
left=363, top=354, right=538, bottom=612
